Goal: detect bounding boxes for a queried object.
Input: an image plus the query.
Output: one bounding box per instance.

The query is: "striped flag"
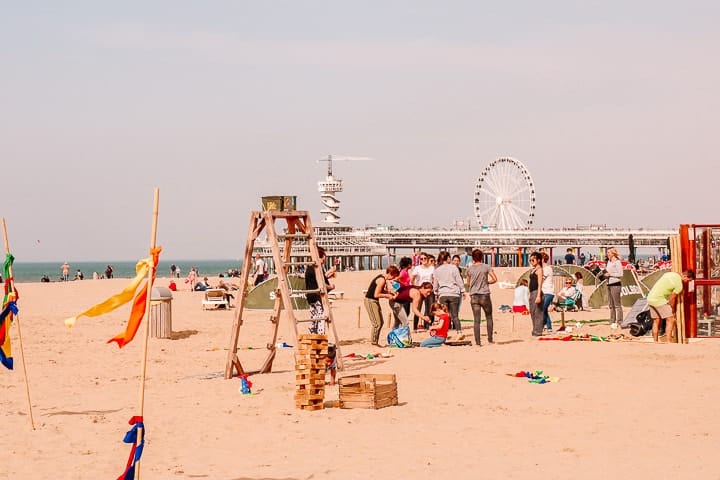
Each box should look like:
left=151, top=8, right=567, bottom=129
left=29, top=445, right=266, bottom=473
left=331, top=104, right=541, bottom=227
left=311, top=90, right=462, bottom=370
left=65, top=248, right=161, bottom=347
left=1, top=253, right=17, bottom=370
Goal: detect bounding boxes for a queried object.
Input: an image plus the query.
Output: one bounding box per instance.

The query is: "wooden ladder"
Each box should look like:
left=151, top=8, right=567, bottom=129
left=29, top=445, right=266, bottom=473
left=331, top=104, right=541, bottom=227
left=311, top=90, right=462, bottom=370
left=224, top=209, right=343, bottom=378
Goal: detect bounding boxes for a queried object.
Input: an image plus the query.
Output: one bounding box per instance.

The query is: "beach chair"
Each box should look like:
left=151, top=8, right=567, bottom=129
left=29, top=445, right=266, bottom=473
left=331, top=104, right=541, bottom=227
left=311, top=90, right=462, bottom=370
left=554, top=288, right=582, bottom=313
left=202, top=289, right=229, bottom=310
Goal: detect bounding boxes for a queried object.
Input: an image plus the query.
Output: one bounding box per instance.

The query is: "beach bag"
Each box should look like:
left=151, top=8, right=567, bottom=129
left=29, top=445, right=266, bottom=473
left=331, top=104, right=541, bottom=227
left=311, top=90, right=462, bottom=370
left=387, top=326, right=412, bottom=348
left=629, top=309, right=653, bottom=337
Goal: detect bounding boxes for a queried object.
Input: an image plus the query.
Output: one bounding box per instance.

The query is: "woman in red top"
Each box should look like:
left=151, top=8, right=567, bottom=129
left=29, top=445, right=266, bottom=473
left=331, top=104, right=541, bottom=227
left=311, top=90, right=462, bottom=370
left=420, top=303, right=450, bottom=347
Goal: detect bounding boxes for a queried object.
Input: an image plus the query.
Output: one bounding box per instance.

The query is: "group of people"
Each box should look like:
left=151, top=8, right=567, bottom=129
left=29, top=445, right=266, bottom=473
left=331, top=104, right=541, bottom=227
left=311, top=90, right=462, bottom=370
left=169, top=275, right=237, bottom=306
left=361, top=246, right=695, bottom=347
left=57, top=263, right=113, bottom=282
left=363, top=249, right=498, bottom=348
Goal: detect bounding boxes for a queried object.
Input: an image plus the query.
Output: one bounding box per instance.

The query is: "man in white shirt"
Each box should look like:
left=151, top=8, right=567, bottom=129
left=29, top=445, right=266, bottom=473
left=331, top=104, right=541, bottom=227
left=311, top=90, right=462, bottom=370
left=253, top=253, right=267, bottom=286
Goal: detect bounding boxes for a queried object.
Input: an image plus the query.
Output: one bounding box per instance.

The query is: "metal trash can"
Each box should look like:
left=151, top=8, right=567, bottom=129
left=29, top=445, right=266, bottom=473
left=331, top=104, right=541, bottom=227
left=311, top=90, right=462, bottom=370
left=150, top=286, right=173, bottom=339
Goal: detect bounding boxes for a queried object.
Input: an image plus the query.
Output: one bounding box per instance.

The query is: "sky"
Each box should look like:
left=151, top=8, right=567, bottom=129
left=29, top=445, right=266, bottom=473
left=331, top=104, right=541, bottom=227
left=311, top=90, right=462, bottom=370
left=1, top=1, right=718, bottom=261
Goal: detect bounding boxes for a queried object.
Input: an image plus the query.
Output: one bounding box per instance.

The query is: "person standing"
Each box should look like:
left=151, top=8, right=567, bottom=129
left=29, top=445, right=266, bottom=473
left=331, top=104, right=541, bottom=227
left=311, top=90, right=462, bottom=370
left=170, top=263, right=177, bottom=278
left=364, top=265, right=400, bottom=347
left=541, top=252, right=554, bottom=332
left=60, top=262, right=70, bottom=281
left=410, top=252, right=435, bottom=331
left=529, top=252, right=545, bottom=336
left=466, top=249, right=497, bottom=345
left=433, top=251, right=466, bottom=340
left=579, top=252, right=586, bottom=266
left=397, top=257, right=414, bottom=316
left=305, top=247, right=335, bottom=335
left=253, top=253, right=267, bottom=286
left=564, top=248, right=576, bottom=265
left=186, top=267, right=197, bottom=291
left=605, top=247, right=624, bottom=328
left=647, top=270, right=694, bottom=343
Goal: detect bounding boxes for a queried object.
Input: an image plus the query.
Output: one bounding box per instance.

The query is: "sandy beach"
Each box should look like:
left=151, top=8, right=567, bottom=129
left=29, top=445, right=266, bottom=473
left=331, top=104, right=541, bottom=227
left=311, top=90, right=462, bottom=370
left=2, top=268, right=720, bottom=480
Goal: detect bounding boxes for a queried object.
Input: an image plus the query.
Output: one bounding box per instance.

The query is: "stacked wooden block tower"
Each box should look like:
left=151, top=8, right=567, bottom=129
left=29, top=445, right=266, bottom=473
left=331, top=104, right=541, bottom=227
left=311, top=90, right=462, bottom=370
left=295, top=334, right=328, bottom=410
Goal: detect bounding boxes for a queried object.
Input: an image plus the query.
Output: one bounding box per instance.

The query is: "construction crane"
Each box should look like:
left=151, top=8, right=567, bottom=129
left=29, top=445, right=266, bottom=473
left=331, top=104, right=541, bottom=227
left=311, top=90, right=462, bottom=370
left=316, top=155, right=372, bottom=224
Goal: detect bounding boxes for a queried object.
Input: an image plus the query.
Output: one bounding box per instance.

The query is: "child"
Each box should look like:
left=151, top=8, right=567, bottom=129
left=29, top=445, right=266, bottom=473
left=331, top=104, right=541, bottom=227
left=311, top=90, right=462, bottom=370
left=326, top=343, right=337, bottom=385
left=512, top=279, right=530, bottom=314
left=420, top=303, right=450, bottom=347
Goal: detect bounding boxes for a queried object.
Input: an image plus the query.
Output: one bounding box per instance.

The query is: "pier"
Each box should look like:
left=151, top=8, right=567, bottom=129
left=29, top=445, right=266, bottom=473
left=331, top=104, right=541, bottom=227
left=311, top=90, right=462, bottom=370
left=256, top=224, right=677, bottom=270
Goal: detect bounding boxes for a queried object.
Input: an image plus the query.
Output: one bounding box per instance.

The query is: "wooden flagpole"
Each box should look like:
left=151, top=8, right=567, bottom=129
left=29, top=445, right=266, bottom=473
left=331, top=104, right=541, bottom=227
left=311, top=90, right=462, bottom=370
left=1, top=217, right=36, bottom=429
left=135, top=188, right=160, bottom=479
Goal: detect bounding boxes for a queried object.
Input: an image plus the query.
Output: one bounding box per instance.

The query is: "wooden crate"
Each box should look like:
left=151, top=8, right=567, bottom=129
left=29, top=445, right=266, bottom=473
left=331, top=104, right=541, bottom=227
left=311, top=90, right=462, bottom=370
left=338, top=374, right=398, bottom=410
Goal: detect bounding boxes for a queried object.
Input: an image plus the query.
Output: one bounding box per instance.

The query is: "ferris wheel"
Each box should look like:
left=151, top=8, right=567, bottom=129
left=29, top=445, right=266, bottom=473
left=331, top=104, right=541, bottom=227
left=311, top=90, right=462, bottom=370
left=473, top=157, right=536, bottom=230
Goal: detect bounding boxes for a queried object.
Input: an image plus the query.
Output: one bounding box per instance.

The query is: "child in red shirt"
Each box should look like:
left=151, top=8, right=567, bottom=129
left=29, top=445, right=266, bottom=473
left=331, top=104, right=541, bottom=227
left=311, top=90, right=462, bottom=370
left=420, top=303, right=450, bottom=347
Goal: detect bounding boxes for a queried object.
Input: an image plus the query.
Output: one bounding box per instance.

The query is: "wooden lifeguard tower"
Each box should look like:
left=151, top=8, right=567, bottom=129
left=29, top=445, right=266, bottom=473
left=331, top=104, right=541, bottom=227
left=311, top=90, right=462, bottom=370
left=224, top=196, right=342, bottom=379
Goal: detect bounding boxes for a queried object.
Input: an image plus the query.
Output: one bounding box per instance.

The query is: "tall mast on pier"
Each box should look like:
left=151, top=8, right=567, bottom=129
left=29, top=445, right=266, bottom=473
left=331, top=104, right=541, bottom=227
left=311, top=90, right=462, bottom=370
left=316, top=155, right=371, bottom=224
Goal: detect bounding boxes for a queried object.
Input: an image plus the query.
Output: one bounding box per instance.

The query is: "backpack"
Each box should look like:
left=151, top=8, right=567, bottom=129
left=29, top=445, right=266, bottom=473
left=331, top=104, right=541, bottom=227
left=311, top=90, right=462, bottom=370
left=387, top=326, right=412, bottom=348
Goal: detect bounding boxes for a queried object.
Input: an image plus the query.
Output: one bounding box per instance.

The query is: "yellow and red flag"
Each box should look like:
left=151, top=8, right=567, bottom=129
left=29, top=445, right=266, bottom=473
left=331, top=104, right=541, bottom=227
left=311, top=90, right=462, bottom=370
left=65, top=248, right=161, bottom=348
left=1, top=253, right=17, bottom=369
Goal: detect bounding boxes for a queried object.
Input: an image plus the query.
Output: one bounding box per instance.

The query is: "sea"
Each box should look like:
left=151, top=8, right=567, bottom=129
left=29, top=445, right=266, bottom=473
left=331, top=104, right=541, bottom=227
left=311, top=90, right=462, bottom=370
left=8, top=260, right=242, bottom=284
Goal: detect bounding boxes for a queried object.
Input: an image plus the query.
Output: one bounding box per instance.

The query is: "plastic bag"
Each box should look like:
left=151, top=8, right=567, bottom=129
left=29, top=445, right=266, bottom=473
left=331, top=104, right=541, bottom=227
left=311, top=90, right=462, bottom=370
left=387, top=325, right=412, bottom=348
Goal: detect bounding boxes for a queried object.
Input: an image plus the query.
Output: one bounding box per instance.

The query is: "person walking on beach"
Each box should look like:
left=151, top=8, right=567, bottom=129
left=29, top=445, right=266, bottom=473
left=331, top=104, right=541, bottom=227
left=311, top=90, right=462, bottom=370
left=529, top=252, right=545, bottom=336
left=60, top=262, right=70, bottom=281
left=364, top=265, right=401, bottom=347
left=466, top=248, right=497, bottom=345
left=605, top=247, right=624, bottom=328
left=433, top=251, right=466, bottom=340
left=170, top=263, right=177, bottom=278
left=647, top=269, right=694, bottom=343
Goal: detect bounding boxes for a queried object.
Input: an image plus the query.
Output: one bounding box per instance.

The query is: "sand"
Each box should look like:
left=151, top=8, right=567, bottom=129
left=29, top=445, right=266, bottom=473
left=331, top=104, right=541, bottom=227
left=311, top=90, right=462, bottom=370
left=2, top=268, right=720, bottom=480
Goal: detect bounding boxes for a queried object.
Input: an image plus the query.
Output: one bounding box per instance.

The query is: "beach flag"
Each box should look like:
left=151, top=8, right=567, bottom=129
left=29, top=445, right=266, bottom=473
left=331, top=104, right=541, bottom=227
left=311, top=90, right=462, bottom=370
left=117, top=416, right=145, bottom=480
left=65, top=247, right=161, bottom=348
left=1, top=253, right=18, bottom=370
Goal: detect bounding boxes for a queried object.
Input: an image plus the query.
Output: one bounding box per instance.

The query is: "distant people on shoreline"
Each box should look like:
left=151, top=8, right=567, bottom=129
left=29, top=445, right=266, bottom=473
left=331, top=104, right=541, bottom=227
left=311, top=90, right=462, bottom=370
left=74, top=269, right=84, bottom=280
left=40, top=274, right=50, bottom=283
left=105, top=265, right=114, bottom=279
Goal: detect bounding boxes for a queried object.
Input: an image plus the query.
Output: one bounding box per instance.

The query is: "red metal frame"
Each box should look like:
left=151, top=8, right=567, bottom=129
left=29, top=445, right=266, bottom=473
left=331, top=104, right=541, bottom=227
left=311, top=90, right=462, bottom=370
left=679, top=223, right=720, bottom=338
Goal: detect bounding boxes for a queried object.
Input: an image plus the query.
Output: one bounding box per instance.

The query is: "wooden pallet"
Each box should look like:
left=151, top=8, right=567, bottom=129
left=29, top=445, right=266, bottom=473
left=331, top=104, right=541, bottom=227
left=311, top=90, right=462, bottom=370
left=338, top=373, right=398, bottom=410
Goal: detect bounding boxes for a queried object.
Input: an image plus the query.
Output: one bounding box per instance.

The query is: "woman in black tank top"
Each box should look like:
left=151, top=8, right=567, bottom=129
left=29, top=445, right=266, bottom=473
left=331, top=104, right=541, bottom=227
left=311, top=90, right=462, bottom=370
left=364, top=266, right=400, bottom=346
left=528, top=252, right=545, bottom=336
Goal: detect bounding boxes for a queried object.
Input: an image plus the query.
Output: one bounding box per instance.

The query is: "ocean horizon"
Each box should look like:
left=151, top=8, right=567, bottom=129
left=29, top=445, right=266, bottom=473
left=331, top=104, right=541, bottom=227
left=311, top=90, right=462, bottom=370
left=7, top=259, right=242, bottom=284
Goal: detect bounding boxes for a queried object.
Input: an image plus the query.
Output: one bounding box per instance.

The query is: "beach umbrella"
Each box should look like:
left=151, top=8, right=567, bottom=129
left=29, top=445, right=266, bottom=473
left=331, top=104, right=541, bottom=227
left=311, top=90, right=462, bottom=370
left=639, top=264, right=673, bottom=291
left=588, top=270, right=648, bottom=308
left=244, top=274, right=309, bottom=310
left=555, top=265, right=600, bottom=286
left=516, top=265, right=598, bottom=286
left=628, top=234, right=636, bottom=264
